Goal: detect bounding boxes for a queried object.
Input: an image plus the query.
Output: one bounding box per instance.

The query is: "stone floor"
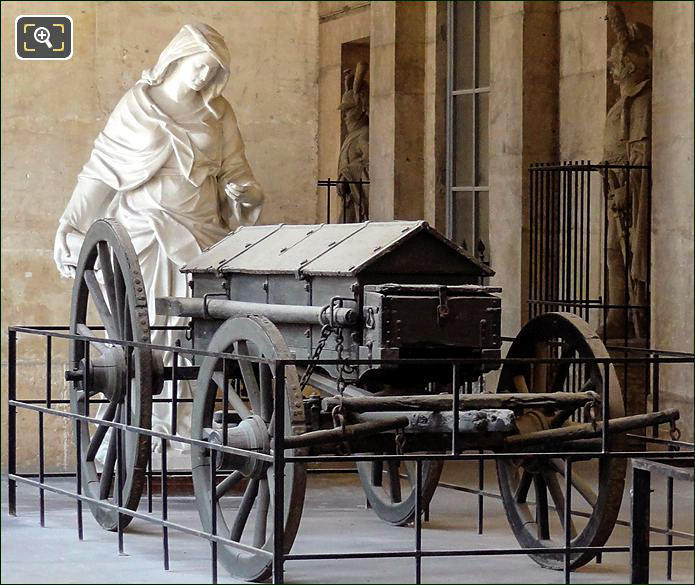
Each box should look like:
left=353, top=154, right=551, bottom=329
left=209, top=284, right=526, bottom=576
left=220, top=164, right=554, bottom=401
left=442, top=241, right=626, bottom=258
left=2, top=462, right=693, bottom=584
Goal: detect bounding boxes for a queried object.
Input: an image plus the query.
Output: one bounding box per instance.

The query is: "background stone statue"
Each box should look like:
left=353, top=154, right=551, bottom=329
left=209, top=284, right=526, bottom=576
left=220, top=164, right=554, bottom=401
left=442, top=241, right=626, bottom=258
left=603, top=5, right=651, bottom=339
left=337, top=61, right=369, bottom=223
left=53, top=23, right=264, bottom=451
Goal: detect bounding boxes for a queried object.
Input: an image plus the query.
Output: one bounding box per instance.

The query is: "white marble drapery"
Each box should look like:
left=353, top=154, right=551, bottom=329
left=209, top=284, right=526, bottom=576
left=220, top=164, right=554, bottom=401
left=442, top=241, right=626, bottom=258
left=59, top=24, right=263, bottom=450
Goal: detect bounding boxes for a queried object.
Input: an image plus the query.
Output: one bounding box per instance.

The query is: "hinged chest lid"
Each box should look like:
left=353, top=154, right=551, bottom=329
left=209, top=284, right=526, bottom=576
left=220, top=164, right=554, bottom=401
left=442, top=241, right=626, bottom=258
left=182, top=221, right=493, bottom=278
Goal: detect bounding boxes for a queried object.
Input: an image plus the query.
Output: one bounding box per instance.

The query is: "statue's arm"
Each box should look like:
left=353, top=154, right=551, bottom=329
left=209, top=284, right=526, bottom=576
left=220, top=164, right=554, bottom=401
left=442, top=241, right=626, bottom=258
left=359, top=136, right=369, bottom=175
left=218, top=100, right=264, bottom=226
left=54, top=177, right=116, bottom=278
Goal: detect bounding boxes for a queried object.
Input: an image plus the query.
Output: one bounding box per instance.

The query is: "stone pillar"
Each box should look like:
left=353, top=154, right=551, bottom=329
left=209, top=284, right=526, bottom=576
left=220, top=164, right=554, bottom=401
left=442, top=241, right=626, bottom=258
left=651, top=1, right=694, bottom=441
left=489, top=1, right=559, bottom=336
left=423, top=1, right=447, bottom=232
left=369, top=1, right=426, bottom=221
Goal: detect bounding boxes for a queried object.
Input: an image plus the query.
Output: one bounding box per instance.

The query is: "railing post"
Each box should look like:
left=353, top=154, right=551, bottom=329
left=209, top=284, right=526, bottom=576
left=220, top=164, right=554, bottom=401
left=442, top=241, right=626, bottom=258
left=630, top=466, right=651, bottom=584
left=564, top=457, right=572, bottom=584
left=273, top=361, right=286, bottom=584
left=210, top=448, right=218, bottom=584
left=326, top=178, right=331, bottom=224
left=161, top=437, right=170, bottom=570
left=8, top=329, right=17, bottom=516
left=414, top=459, right=422, bottom=584
left=451, top=363, right=459, bottom=454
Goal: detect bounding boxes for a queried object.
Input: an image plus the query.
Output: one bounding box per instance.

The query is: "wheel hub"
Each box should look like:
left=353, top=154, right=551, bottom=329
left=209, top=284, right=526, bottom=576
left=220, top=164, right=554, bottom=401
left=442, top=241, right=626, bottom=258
left=208, top=415, right=270, bottom=479
left=66, top=344, right=127, bottom=402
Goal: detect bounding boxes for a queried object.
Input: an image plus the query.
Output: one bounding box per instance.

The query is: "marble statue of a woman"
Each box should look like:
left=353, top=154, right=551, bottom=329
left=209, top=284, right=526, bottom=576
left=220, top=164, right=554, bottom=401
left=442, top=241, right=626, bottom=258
left=53, top=23, right=264, bottom=449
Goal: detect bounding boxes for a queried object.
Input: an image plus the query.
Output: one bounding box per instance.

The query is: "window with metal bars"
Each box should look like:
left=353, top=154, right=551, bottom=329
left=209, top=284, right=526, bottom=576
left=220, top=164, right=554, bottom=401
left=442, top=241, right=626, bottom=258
left=446, top=1, right=490, bottom=263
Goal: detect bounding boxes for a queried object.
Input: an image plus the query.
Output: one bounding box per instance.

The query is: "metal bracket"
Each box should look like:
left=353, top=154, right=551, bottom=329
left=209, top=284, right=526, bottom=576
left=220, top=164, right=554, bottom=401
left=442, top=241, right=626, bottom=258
left=327, top=296, right=356, bottom=328
left=437, top=286, right=449, bottom=326
left=202, top=293, right=227, bottom=320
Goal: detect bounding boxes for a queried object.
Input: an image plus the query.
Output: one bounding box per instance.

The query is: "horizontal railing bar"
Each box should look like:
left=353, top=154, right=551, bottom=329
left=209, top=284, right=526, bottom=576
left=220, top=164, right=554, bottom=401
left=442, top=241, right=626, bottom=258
left=278, top=356, right=695, bottom=366
left=9, top=401, right=273, bottom=462
left=285, top=544, right=692, bottom=562
left=527, top=299, right=650, bottom=310
left=530, top=163, right=650, bottom=171
left=11, top=397, right=235, bottom=405
left=9, top=475, right=272, bottom=558
left=317, top=180, right=370, bottom=186
left=8, top=327, right=270, bottom=364
left=10, top=326, right=694, bottom=363
left=285, top=451, right=694, bottom=463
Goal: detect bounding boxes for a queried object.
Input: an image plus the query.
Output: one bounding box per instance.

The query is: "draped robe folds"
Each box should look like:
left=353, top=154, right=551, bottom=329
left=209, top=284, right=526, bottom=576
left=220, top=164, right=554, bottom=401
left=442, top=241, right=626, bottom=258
left=60, top=81, right=262, bottom=452
left=603, top=79, right=650, bottom=299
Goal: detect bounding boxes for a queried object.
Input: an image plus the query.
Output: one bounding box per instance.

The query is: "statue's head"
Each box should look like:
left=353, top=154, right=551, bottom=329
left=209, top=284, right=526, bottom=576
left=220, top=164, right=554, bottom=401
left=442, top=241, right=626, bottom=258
left=339, top=62, right=369, bottom=127
left=606, top=7, right=651, bottom=87
left=142, top=23, right=231, bottom=118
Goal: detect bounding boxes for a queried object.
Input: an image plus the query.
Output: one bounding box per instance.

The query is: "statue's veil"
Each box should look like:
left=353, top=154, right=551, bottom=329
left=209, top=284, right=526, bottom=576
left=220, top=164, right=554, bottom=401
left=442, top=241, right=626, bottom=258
left=141, top=23, right=231, bottom=119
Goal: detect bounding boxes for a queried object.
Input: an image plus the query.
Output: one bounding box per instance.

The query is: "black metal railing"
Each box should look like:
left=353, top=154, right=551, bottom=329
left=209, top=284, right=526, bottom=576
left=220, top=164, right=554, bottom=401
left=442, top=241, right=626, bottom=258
left=528, top=161, right=651, bottom=344
left=528, top=161, right=653, bottom=425
left=6, top=325, right=694, bottom=584
left=318, top=178, right=369, bottom=224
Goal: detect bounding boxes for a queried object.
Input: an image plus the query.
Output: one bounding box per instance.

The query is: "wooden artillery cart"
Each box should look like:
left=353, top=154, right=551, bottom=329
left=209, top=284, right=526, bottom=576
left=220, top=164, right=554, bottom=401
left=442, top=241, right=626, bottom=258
left=66, top=219, right=679, bottom=581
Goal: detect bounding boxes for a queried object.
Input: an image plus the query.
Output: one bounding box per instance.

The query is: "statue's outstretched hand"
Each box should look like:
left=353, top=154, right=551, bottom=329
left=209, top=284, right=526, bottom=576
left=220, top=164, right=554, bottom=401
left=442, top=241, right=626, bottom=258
left=54, top=221, right=78, bottom=279
left=224, top=181, right=264, bottom=225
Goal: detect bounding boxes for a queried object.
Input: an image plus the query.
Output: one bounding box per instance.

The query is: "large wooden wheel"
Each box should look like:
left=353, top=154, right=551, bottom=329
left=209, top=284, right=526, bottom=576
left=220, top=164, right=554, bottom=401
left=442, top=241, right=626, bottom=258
left=356, top=457, right=443, bottom=526
left=496, top=312, right=626, bottom=570
left=191, top=316, right=307, bottom=582
left=68, top=219, right=153, bottom=531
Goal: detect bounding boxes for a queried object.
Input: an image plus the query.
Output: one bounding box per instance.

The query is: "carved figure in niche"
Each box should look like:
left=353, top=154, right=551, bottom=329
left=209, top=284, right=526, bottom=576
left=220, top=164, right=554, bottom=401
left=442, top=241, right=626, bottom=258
left=603, top=5, right=651, bottom=339
left=53, top=24, right=264, bottom=450
left=337, top=62, right=369, bottom=223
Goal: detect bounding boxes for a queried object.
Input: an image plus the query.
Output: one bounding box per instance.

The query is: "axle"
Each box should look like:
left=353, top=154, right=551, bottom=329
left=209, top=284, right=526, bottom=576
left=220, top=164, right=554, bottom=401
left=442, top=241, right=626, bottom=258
left=156, top=296, right=358, bottom=327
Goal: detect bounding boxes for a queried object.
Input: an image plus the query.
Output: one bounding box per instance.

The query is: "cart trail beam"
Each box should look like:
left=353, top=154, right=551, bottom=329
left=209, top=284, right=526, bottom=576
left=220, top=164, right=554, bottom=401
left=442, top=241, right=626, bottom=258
left=322, top=391, right=600, bottom=413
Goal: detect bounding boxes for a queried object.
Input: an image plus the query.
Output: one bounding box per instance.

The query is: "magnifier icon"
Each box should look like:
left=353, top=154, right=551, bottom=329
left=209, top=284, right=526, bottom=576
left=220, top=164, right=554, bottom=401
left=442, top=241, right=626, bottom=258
left=33, top=26, right=53, bottom=49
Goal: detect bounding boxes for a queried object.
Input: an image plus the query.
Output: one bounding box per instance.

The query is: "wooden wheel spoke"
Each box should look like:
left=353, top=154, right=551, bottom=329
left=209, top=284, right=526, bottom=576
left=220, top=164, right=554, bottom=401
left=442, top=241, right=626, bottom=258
left=387, top=460, right=402, bottom=503
left=513, top=374, right=530, bottom=393
left=514, top=469, right=533, bottom=504
left=579, top=377, right=596, bottom=393
left=216, top=470, right=244, bottom=499
left=76, top=324, right=109, bottom=357
left=98, top=405, right=121, bottom=500
left=532, top=341, right=549, bottom=393
left=542, top=470, right=577, bottom=538
left=235, top=342, right=262, bottom=414
left=371, top=459, right=383, bottom=487
left=533, top=474, right=550, bottom=540
left=549, top=459, right=597, bottom=507
left=253, top=479, right=270, bottom=548
left=84, top=269, right=118, bottom=339
left=86, top=400, right=119, bottom=461
left=230, top=478, right=260, bottom=542
left=213, top=373, right=252, bottom=420
left=550, top=345, right=575, bottom=392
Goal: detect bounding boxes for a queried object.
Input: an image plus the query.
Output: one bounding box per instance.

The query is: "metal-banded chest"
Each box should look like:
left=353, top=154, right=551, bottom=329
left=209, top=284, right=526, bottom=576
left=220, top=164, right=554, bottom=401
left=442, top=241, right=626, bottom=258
left=363, top=284, right=501, bottom=354
left=172, top=220, right=497, bottom=376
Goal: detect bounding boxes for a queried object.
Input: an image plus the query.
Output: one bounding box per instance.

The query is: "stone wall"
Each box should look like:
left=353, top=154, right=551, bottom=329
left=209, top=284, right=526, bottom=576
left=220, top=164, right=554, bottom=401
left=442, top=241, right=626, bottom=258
left=0, top=1, right=320, bottom=470
left=651, top=1, right=694, bottom=440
